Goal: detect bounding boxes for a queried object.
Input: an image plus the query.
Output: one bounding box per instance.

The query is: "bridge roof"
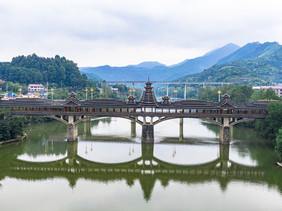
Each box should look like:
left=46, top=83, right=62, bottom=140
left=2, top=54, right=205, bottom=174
left=0, top=97, right=273, bottom=110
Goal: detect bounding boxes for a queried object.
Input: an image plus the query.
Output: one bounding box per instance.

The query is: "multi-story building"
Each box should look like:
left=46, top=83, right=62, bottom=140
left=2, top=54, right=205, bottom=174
left=28, top=84, right=45, bottom=97
left=253, top=85, right=282, bottom=97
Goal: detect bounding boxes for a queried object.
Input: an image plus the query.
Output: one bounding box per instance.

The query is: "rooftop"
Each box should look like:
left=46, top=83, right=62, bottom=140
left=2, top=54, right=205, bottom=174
left=28, top=84, right=44, bottom=87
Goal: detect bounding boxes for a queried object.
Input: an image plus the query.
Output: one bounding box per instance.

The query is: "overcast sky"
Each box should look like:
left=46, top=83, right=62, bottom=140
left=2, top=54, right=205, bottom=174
left=0, top=0, right=282, bottom=67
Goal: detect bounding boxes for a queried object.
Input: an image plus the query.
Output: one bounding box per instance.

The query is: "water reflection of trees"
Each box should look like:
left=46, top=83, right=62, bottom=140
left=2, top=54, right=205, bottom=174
left=1, top=141, right=281, bottom=201
left=1, top=119, right=282, bottom=201
left=24, top=122, right=67, bottom=156
left=24, top=118, right=114, bottom=156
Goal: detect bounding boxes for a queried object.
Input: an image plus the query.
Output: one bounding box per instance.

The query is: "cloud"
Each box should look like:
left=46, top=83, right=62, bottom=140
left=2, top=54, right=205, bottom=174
left=0, top=0, right=282, bottom=66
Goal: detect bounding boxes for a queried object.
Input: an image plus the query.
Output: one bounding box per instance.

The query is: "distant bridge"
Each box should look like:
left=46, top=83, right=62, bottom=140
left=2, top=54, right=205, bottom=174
left=104, top=81, right=232, bottom=99
left=103, top=81, right=231, bottom=85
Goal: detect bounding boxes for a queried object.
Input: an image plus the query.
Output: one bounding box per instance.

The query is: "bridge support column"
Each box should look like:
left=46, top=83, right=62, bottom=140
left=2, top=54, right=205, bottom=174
left=142, top=124, right=154, bottom=143
left=179, top=118, right=183, bottom=141
left=84, top=118, right=91, bottom=137
left=220, top=126, right=230, bottom=144
left=131, top=119, right=136, bottom=138
left=67, top=116, right=78, bottom=142
left=184, top=84, right=187, bottom=100
left=219, top=118, right=231, bottom=144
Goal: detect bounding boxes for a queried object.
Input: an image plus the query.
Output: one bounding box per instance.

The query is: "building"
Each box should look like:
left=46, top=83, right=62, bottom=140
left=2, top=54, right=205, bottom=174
left=28, top=84, right=46, bottom=98
left=253, top=85, right=282, bottom=97
left=28, top=84, right=44, bottom=93
left=111, top=88, right=119, bottom=92
left=0, top=79, right=5, bottom=84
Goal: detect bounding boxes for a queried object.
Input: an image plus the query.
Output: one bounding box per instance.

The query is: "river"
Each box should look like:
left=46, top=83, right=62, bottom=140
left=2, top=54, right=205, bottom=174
left=0, top=118, right=281, bottom=211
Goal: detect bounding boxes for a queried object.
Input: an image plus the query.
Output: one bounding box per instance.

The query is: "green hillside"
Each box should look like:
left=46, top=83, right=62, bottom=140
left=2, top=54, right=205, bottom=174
left=216, top=41, right=282, bottom=65
left=179, top=47, right=282, bottom=85
left=0, top=54, right=93, bottom=88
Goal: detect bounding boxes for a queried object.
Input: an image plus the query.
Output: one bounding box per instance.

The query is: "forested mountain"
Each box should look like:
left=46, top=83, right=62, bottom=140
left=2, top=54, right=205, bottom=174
left=179, top=45, right=282, bottom=85
left=0, top=54, right=93, bottom=88
left=80, top=43, right=240, bottom=81
left=216, top=42, right=281, bottom=65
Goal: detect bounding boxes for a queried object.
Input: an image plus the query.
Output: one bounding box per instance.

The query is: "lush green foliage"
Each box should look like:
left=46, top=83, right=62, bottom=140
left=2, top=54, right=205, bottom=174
left=216, top=42, right=282, bottom=65
left=251, top=89, right=281, bottom=101
left=0, top=54, right=94, bottom=89
left=275, top=128, right=282, bottom=160
left=0, top=54, right=135, bottom=100
left=0, top=81, right=23, bottom=93
left=0, top=109, right=24, bottom=141
left=197, top=84, right=254, bottom=102
left=180, top=47, right=282, bottom=86
left=230, top=86, right=254, bottom=102
left=255, top=102, right=282, bottom=141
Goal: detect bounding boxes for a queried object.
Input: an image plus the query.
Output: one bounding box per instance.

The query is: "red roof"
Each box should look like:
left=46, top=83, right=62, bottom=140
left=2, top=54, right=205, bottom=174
left=28, top=84, right=44, bottom=87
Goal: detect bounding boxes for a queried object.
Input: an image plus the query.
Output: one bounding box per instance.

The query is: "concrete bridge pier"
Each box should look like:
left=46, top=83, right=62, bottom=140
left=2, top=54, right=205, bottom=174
left=220, top=126, right=231, bottom=144
left=142, top=124, right=154, bottom=143
left=179, top=118, right=183, bottom=141
left=131, top=119, right=136, bottom=138
left=230, top=126, right=234, bottom=140
left=184, top=84, right=187, bottom=100
left=219, top=118, right=232, bottom=145
left=67, top=116, right=78, bottom=142
left=84, top=118, right=91, bottom=137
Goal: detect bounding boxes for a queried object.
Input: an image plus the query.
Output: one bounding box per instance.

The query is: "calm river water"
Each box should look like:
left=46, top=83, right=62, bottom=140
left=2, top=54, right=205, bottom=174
left=0, top=118, right=281, bottom=211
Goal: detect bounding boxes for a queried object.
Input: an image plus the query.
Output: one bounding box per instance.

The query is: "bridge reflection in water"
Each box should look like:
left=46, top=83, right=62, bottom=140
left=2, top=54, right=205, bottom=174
left=0, top=139, right=281, bottom=201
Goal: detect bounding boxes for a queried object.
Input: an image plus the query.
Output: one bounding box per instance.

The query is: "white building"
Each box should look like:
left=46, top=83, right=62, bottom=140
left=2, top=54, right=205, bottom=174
left=253, top=86, right=282, bottom=97
left=28, top=84, right=45, bottom=95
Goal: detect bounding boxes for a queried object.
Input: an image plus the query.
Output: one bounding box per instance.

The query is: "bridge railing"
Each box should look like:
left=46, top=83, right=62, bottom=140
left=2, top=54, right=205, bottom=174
left=3, top=105, right=267, bottom=118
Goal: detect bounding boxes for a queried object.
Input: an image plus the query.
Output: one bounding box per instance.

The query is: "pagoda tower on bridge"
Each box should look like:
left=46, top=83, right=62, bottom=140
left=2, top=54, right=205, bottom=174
left=139, top=80, right=157, bottom=106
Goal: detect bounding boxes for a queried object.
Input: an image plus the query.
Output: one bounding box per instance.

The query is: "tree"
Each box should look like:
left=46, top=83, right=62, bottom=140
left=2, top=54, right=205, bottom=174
left=9, top=118, right=24, bottom=138
left=0, top=120, right=11, bottom=141
left=1, top=54, right=97, bottom=89
left=251, top=89, right=281, bottom=101
left=5, top=81, right=22, bottom=93
left=230, top=86, right=253, bottom=103
left=255, top=102, right=282, bottom=141
left=275, top=128, right=282, bottom=161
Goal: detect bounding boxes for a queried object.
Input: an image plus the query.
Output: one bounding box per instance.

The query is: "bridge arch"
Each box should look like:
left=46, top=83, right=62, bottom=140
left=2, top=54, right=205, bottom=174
left=229, top=118, right=254, bottom=127
left=47, top=115, right=68, bottom=125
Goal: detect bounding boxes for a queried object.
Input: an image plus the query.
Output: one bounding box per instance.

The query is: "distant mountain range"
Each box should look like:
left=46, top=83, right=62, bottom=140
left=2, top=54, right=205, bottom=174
left=180, top=42, right=282, bottom=85
left=216, top=41, right=282, bottom=65
left=80, top=43, right=240, bottom=81
left=80, top=41, right=282, bottom=85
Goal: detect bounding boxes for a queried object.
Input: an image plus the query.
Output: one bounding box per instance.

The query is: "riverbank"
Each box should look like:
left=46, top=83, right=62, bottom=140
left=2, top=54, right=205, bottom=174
left=0, top=133, right=27, bottom=146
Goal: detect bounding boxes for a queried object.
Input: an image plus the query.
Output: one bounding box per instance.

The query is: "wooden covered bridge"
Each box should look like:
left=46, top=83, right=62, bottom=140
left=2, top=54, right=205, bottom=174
left=0, top=81, right=271, bottom=144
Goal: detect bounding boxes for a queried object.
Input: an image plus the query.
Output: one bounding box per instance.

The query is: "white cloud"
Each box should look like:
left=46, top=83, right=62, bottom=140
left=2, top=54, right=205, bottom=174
left=0, top=0, right=282, bottom=66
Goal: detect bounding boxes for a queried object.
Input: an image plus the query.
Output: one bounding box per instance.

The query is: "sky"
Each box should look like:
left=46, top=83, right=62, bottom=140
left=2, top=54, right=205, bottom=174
left=0, top=0, right=282, bottom=67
